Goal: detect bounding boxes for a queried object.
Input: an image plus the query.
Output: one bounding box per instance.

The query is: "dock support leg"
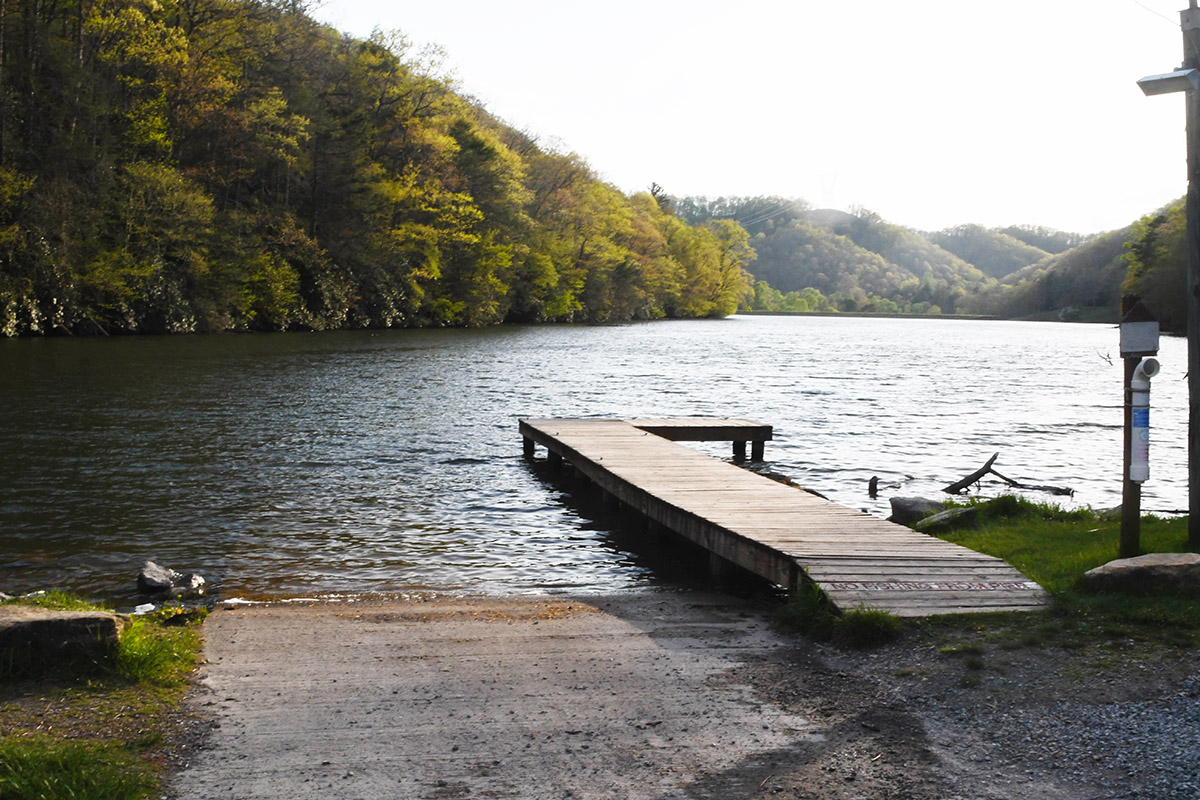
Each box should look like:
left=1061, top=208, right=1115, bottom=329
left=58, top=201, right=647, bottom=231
left=751, top=441, right=765, bottom=461
left=733, top=440, right=747, bottom=463
left=522, top=437, right=535, bottom=459
left=547, top=451, right=562, bottom=472
left=709, top=552, right=733, bottom=584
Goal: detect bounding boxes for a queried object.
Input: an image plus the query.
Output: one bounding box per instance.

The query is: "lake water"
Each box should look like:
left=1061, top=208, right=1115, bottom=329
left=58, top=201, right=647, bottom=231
left=0, top=316, right=1187, bottom=605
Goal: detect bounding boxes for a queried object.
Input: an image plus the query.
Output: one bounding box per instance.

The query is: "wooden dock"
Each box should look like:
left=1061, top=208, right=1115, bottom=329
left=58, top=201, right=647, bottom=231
left=520, top=417, right=1046, bottom=617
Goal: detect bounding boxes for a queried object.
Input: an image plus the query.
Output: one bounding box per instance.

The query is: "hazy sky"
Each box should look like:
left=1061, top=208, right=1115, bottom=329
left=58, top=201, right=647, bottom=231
left=312, top=0, right=1194, bottom=235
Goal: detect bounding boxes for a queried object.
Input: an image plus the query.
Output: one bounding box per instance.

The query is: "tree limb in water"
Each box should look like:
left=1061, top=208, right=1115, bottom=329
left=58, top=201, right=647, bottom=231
left=942, top=453, right=999, bottom=494
left=943, top=453, right=1074, bottom=496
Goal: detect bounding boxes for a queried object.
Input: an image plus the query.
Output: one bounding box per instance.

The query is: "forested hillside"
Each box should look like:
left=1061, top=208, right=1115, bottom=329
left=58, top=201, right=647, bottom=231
left=1121, top=200, right=1186, bottom=331
left=979, top=228, right=1131, bottom=322
left=0, top=0, right=753, bottom=336
left=928, top=225, right=1051, bottom=279
left=675, top=200, right=992, bottom=315
left=672, top=194, right=1160, bottom=326
left=0, top=0, right=1180, bottom=338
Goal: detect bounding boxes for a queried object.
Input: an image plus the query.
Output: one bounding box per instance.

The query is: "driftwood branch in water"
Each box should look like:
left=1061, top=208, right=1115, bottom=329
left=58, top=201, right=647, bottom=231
left=942, top=453, right=999, bottom=494
left=942, top=453, right=1074, bottom=496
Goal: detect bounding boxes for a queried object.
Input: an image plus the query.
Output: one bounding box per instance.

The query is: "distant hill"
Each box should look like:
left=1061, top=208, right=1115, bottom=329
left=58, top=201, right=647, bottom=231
left=998, top=225, right=1092, bottom=255
left=672, top=194, right=1176, bottom=326
left=985, top=227, right=1130, bottom=321
left=673, top=200, right=991, bottom=314
left=927, top=224, right=1052, bottom=279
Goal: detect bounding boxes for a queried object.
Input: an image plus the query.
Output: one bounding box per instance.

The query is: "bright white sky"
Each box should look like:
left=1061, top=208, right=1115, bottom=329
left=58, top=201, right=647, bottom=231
left=313, top=0, right=1194, bottom=235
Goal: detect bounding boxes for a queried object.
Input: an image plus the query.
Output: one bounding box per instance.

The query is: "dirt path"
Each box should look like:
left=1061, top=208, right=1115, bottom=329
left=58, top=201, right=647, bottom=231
left=169, top=591, right=1121, bottom=800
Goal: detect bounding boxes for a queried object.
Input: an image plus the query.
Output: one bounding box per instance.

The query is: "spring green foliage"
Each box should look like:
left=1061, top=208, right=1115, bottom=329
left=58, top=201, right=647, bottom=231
left=982, top=226, right=1130, bottom=323
left=0, top=738, right=157, bottom=800
left=998, top=225, right=1090, bottom=255
left=834, top=605, right=903, bottom=648
left=1121, top=200, right=1187, bottom=332
left=0, top=591, right=107, bottom=613
left=1, top=594, right=204, bottom=800
left=939, top=495, right=1194, bottom=594
left=786, top=497, right=1200, bottom=651
left=113, top=618, right=203, bottom=685
left=0, top=0, right=753, bottom=336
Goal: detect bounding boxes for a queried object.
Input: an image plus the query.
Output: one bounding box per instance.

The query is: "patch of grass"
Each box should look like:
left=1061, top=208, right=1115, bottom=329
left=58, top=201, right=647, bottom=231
left=834, top=604, right=902, bottom=648
left=114, top=619, right=202, bottom=685
left=916, top=502, right=1200, bottom=657
left=0, top=593, right=205, bottom=800
left=778, top=583, right=902, bottom=648
left=1, top=590, right=110, bottom=612
left=777, top=581, right=838, bottom=641
left=938, top=497, right=1195, bottom=595
left=0, top=737, right=157, bottom=800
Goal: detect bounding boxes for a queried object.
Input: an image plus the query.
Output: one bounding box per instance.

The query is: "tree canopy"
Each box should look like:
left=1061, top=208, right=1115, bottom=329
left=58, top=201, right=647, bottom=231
left=0, top=0, right=753, bottom=336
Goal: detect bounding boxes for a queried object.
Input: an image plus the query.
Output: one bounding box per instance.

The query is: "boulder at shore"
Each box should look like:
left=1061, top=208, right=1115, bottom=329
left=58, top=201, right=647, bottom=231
left=1082, top=553, right=1200, bottom=593
left=888, top=497, right=945, bottom=525
left=138, top=561, right=205, bottom=596
left=0, top=605, right=130, bottom=675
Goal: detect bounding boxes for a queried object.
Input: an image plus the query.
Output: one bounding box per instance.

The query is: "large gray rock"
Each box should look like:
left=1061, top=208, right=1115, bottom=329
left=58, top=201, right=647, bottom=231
left=138, top=561, right=205, bottom=596
left=0, top=606, right=130, bottom=674
left=1082, top=553, right=1200, bottom=593
left=888, top=497, right=945, bottom=525
left=138, top=561, right=180, bottom=593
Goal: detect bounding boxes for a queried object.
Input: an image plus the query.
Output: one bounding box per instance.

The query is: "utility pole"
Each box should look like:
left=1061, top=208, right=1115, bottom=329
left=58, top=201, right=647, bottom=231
left=1185, top=1, right=1200, bottom=546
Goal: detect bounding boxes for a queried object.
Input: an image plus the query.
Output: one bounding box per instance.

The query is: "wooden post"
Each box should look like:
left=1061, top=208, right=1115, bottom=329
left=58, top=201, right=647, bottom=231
left=1186, top=1, right=1200, bottom=546
left=751, top=440, right=765, bottom=461
left=547, top=451, right=562, bottom=471
left=732, top=440, right=747, bottom=463
left=1121, top=352, right=1142, bottom=558
left=522, top=437, right=535, bottom=460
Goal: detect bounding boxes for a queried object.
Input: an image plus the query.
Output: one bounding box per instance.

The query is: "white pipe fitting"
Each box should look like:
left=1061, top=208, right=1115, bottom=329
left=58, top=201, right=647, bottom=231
left=1130, top=357, right=1159, bottom=482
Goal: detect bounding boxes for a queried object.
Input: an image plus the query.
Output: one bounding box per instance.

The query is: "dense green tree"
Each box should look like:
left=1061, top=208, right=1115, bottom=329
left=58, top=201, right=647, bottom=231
left=0, top=0, right=752, bottom=335
left=1121, top=201, right=1186, bottom=331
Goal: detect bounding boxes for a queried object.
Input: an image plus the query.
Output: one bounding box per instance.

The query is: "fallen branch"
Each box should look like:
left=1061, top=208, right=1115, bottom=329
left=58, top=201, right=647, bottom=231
left=942, top=453, right=998, bottom=494
left=942, top=453, right=1074, bottom=497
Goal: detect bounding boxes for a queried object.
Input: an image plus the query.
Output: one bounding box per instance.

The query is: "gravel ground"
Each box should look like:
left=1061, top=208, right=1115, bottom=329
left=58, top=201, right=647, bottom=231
left=168, top=592, right=1200, bottom=800
left=819, top=624, right=1200, bottom=800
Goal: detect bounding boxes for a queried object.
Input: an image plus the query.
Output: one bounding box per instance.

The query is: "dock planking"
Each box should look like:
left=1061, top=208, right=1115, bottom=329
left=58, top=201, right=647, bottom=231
left=520, top=417, right=1045, bottom=617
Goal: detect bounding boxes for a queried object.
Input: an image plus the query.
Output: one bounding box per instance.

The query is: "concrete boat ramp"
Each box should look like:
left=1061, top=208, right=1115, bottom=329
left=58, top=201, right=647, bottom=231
left=520, top=417, right=1045, bottom=617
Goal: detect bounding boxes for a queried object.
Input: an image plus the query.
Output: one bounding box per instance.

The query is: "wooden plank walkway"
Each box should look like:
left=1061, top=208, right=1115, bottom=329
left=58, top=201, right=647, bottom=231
left=520, top=417, right=1046, bottom=617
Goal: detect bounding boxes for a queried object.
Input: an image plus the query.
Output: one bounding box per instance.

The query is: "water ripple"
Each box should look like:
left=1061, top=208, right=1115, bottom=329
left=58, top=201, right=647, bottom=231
left=0, top=317, right=1186, bottom=603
